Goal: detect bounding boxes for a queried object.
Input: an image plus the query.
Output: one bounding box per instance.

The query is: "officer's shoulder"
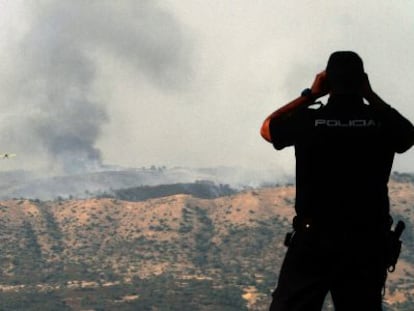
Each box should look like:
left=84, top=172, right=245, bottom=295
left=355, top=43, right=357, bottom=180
left=305, top=101, right=325, bottom=114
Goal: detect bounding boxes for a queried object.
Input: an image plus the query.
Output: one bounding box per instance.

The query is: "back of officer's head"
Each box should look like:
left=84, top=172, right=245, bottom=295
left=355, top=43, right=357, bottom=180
left=326, top=51, right=364, bottom=95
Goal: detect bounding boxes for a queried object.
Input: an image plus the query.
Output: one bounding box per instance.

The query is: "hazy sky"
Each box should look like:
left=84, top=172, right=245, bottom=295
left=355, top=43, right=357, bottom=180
left=0, top=0, right=414, bottom=175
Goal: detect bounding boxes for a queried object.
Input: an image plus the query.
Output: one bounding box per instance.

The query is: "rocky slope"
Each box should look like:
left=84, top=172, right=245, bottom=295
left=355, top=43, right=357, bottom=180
left=0, top=180, right=413, bottom=310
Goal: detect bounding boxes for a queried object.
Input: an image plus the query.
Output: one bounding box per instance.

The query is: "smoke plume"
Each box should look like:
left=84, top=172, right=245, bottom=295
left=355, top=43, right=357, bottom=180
left=0, top=1, right=191, bottom=174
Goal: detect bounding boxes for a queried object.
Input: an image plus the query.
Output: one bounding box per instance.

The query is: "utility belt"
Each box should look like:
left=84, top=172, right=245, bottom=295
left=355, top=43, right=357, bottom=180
left=289, top=215, right=368, bottom=235
left=284, top=215, right=405, bottom=273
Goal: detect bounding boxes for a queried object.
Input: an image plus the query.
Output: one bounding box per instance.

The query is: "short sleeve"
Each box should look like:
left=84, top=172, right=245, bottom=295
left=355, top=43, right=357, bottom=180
left=384, top=108, right=414, bottom=153
left=269, top=108, right=309, bottom=150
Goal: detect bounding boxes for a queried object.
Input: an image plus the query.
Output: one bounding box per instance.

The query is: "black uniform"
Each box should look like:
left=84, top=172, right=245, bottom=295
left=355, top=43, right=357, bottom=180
left=268, top=94, right=414, bottom=311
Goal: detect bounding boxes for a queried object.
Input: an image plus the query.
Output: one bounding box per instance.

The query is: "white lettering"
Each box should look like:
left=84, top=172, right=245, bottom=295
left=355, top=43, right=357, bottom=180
left=314, top=119, right=377, bottom=127
left=315, top=119, right=326, bottom=126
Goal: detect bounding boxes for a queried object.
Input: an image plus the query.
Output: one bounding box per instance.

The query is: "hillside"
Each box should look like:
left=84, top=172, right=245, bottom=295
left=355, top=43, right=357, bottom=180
left=0, top=180, right=413, bottom=310
left=0, top=166, right=286, bottom=200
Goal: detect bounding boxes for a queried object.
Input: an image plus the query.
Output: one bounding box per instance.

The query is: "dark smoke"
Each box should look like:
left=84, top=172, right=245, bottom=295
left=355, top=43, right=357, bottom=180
left=0, top=1, right=192, bottom=175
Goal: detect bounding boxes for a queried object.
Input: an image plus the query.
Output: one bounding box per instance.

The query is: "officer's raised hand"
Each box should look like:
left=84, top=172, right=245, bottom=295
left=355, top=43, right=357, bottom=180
left=310, top=71, right=330, bottom=99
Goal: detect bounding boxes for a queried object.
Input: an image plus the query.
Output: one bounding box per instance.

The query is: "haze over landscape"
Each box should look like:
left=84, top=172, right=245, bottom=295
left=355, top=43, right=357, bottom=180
left=0, top=0, right=413, bottom=178
left=0, top=2, right=414, bottom=310
left=1, top=177, right=414, bottom=310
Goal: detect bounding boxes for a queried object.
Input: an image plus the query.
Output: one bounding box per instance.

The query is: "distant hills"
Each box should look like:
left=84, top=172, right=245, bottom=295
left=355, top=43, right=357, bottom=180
left=0, top=166, right=290, bottom=200
left=99, top=181, right=236, bottom=201
left=0, top=177, right=413, bottom=310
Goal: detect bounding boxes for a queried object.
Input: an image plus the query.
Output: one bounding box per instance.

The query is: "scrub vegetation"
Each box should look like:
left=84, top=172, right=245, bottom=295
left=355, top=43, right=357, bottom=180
left=0, top=177, right=413, bottom=310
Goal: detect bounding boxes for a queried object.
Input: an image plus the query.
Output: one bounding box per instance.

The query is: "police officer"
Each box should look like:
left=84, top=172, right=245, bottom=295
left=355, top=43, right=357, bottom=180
left=261, top=51, right=414, bottom=311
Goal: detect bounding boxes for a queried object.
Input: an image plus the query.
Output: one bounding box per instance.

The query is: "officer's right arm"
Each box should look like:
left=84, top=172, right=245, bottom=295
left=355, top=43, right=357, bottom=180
left=363, top=75, right=414, bottom=153
left=388, top=109, right=414, bottom=153
left=367, top=95, right=414, bottom=153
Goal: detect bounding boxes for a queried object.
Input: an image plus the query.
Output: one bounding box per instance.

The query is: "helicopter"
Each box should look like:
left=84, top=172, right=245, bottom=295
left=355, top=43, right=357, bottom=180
left=0, top=153, right=16, bottom=159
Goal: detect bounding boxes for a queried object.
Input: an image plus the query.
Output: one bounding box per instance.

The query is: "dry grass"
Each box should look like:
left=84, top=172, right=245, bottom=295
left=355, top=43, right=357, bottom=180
left=0, top=181, right=413, bottom=309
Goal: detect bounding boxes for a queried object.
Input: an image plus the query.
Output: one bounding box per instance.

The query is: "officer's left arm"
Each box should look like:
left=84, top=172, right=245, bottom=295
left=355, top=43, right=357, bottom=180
left=260, top=71, right=329, bottom=144
left=260, top=96, right=312, bottom=143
